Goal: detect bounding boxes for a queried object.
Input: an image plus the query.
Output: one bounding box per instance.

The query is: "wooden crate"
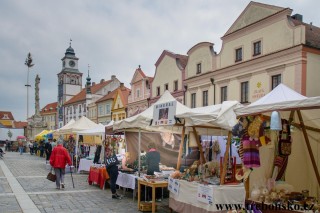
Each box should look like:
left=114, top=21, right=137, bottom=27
left=139, top=202, right=157, bottom=212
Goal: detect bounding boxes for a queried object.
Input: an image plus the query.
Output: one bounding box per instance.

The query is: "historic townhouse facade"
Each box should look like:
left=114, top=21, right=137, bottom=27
left=95, top=88, right=118, bottom=124
left=63, top=75, right=120, bottom=125
left=185, top=2, right=320, bottom=108
left=40, top=102, right=58, bottom=130
left=149, top=50, right=188, bottom=105
left=127, top=66, right=153, bottom=118
left=111, top=83, right=130, bottom=121
left=184, top=42, right=217, bottom=108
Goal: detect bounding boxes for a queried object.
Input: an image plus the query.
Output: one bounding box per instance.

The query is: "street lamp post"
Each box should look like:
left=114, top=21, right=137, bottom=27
left=25, top=53, right=34, bottom=120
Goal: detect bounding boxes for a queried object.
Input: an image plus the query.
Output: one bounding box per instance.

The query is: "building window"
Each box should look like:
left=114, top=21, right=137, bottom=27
left=202, top=90, right=208, bottom=106
left=196, top=63, right=201, bottom=74
left=272, top=74, right=281, bottom=89
left=235, top=48, right=242, bottom=62
left=174, top=80, right=178, bottom=91
left=157, top=86, right=160, bottom=96
left=253, top=41, right=261, bottom=56
left=136, top=89, right=140, bottom=98
left=221, top=86, right=227, bottom=102
left=98, top=105, right=103, bottom=116
left=191, top=93, right=196, bottom=108
left=106, top=104, right=111, bottom=114
left=240, top=81, right=249, bottom=103
left=164, top=83, right=168, bottom=91
left=79, top=105, right=82, bottom=113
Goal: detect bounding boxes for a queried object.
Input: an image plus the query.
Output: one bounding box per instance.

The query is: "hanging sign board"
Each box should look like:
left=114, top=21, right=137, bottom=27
left=153, top=101, right=177, bottom=126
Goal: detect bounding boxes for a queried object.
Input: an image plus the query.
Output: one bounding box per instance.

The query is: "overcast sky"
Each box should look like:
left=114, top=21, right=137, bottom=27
left=0, top=0, right=318, bottom=122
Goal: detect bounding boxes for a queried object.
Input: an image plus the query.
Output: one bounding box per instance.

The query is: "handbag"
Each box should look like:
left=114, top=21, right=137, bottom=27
left=278, top=120, right=292, bottom=156
left=47, top=168, right=56, bottom=182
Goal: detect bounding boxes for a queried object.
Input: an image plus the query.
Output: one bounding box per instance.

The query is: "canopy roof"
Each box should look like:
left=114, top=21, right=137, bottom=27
left=178, top=100, right=240, bottom=131
left=113, top=90, right=190, bottom=132
left=58, top=116, right=100, bottom=134
left=76, top=123, right=105, bottom=136
left=113, top=90, right=240, bottom=132
left=235, top=83, right=320, bottom=116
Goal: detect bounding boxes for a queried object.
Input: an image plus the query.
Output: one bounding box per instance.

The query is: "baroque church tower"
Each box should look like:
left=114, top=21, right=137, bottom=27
left=57, top=40, right=83, bottom=127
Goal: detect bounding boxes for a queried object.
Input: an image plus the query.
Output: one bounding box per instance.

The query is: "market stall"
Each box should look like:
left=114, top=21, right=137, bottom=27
left=113, top=91, right=246, bottom=212
left=234, top=83, right=320, bottom=209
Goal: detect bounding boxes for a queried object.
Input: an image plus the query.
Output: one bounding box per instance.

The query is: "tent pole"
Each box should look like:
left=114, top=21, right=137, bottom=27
left=138, top=128, right=141, bottom=177
left=177, top=125, right=186, bottom=171
left=192, top=127, right=206, bottom=164
left=75, top=134, right=79, bottom=168
left=296, top=110, right=320, bottom=186
left=220, top=131, right=232, bottom=185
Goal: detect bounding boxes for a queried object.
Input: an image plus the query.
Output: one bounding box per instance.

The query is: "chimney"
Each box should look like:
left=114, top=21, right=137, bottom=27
left=120, top=82, right=124, bottom=89
left=111, top=75, right=116, bottom=81
left=291, top=14, right=303, bottom=22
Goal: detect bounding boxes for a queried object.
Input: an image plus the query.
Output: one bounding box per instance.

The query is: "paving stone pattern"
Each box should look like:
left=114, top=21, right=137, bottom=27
left=0, top=152, right=171, bottom=213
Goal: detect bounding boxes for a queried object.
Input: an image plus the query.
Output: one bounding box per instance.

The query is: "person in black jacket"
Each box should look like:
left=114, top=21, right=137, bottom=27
left=105, top=148, right=121, bottom=199
left=146, top=142, right=160, bottom=175
left=45, top=140, right=53, bottom=164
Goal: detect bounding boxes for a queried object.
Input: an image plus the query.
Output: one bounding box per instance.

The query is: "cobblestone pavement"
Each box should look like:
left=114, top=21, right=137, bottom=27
left=0, top=152, right=171, bottom=213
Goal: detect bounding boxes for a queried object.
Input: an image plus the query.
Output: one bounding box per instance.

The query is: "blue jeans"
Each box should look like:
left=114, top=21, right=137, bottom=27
left=19, top=147, right=23, bottom=155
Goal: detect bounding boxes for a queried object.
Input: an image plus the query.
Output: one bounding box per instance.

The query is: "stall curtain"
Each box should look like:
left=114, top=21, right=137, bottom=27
left=126, top=132, right=181, bottom=168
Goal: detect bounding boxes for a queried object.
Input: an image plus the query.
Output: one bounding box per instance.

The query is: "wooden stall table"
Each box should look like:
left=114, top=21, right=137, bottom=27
left=88, top=165, right=109, bottom=189
left=137, top=178, right=168, bottom=213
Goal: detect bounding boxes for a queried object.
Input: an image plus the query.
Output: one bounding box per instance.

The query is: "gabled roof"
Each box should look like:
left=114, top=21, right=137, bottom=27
left=0, top=111, right=14, bottom=120
left=224, top=1, right=288, bottom=37
left=40, top=102, right=58, bottom=115
left=64, top=79, right=112, bottom=105
left=14, top=121, right=28, bottom=128
left=155, top=50, right=188, bottom=70
left=130, top=66, right=152, bottom=84
left=96, top=88, right=118, bottom=103
left=114, top=86, right=131, bottom=108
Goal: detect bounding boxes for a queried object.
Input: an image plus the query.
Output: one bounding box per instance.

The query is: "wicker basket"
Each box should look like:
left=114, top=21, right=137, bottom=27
left=139, top=202, right=157, bottom=212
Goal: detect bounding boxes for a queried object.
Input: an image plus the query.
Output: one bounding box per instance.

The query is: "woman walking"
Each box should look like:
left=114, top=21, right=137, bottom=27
left=50, top=139, right=72, bottom=189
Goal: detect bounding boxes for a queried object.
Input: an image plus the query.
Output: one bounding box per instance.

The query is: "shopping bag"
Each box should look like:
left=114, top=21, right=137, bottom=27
left=47, top=168, right=56, bottom=182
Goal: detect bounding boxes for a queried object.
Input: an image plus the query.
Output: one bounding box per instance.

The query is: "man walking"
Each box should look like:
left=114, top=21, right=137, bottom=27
left=18, top=139, right=24, bottom=155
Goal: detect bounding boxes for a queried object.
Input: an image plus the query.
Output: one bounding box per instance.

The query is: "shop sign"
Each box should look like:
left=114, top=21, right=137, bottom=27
left=251, top=82, right=266, bottom=100
left=197, top=184, right=213, bottom=204
left=168, top=177, right=180, bottom=195
left=153, top=101, right=176, bottom=126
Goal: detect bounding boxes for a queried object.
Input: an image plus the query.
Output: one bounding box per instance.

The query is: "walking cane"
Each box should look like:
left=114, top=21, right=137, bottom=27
left=70, top=166, right=75, bottom=188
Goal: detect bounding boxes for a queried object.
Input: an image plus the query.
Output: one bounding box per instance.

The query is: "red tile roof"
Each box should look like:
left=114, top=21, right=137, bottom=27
left=64, top=80, right=112, bottom=105
left=40, top=102, right=58, bottom=115
left=14, top=121, right=28, bottom=128
left=290, top=17, right=320, bottom=49
left=117, top=86, right=131, bottom=107
left=96, top=88, right=118, bottom=103
left=0, top=111, right=14, bottom=120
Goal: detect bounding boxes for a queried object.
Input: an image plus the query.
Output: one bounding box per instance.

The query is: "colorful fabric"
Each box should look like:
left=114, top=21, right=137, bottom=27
left=242, top=136, right=260, bottom=168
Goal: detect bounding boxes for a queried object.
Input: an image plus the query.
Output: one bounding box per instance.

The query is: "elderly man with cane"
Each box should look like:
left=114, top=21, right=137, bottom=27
left=50, top=138, right=72, bottom=189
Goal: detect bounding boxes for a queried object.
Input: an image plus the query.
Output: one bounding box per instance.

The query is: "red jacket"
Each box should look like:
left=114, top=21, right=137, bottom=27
left=49, top=144, right=72, bottom=168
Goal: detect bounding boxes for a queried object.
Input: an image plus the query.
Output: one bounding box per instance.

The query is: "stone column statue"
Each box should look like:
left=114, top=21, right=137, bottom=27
left=35, top=74, right=40, bottom=116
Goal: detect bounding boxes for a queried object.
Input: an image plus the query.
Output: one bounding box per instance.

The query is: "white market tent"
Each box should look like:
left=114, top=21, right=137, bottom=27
left=58, top=116, right=99, bottom=135
left=113, top=90, right=191, bottom=133
left=76, top=123, right=106, bottom=164
left=235, top=83, right=320, bottom=116
left=113, top=90, right=241, bottom=173
left=57, top=119, right=75, bottom=132
left=234, top=83, right=320, bottom=199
